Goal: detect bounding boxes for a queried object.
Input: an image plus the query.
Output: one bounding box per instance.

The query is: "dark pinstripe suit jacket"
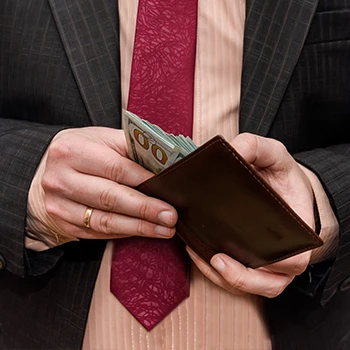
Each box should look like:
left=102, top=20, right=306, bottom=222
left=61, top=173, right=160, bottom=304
left=1, top=0, right=350, bottom=349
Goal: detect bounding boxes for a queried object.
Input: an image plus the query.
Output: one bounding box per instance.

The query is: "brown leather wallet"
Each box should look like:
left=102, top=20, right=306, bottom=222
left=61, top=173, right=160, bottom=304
left=137, top=136, right=323, bottom=268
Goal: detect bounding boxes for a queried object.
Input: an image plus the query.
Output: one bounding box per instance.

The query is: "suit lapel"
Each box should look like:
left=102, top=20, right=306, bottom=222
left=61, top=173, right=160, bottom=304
left=240, top=0, right=319, bottom=135
left=48, top=0, right=319, bottom=133
left=48, top=0, right=121, bottom=128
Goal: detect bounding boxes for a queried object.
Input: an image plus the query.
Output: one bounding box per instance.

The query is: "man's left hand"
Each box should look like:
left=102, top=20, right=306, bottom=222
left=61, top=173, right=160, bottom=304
left=187, top=133, right=315, bottom=298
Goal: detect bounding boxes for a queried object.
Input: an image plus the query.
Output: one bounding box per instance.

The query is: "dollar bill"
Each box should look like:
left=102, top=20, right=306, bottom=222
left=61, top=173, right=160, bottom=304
left=122, top=110, right=196, bottom=174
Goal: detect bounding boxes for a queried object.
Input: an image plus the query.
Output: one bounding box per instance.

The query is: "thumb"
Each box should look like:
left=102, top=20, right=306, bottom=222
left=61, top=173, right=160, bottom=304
left=230, top=133, right=293, bottom=170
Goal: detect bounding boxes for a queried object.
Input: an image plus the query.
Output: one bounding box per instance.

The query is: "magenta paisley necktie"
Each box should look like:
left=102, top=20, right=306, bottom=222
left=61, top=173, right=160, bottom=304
left=110, top=0, right=198, bottom=331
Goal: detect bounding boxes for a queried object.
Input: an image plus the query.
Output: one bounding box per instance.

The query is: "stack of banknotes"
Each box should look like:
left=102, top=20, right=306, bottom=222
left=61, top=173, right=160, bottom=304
left=122, top=109, right=197, bottom=174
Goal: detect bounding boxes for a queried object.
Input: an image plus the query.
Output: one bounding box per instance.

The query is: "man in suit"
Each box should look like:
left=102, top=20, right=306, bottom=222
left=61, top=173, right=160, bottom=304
left=1, top=0, right=350, bottom=349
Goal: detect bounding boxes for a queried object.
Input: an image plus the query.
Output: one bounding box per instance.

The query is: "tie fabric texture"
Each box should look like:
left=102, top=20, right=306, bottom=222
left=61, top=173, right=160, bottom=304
left=110, top=0, right=198, bottom=331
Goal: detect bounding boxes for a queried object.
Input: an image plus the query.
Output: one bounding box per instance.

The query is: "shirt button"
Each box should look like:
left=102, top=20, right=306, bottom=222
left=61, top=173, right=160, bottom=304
left=0, top=255, right=6, bottom=270
left=339, top=276, right=350, bottom=292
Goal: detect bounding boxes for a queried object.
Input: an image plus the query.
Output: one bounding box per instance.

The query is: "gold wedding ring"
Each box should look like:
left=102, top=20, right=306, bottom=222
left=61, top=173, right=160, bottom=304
left=83, top=207, right=94, bottom=229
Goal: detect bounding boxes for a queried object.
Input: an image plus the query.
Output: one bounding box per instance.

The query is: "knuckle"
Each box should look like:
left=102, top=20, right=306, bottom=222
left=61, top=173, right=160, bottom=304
left=273, top=139, right=288, bottom=153
left=105, top=158, right=125, bottom=183
left=229, top=274, right=246, bottom=291
left=268, top=137, right=283, bottom=148
left=281, top=256, right=309, bottom=276
left=99, top=188, right=117, bottom=211
left=236, top=132, right=258, bottom=150
left=291, top=263, right=304, bottom=276
left=48, top=139, right=73, bottom=162
left=136, top=220, right=148, bottom=237
left=237, top=132, right=255, bottom=143
left=41, top=173, right=66, bottom=194
left=270, top=139, right=290, bottom=162
left=138, top=201, right=150, bottom=220
left=293, top=257, right=308, bottom=276
left=265, top=283, right=286, bottom=298
left=97, top=212, right=115, bottom=234
left=41, top=174, right=53, bottom=192
left=200, top=264, right=213, bottom=279
left=45, top=200, right=61, bottom=218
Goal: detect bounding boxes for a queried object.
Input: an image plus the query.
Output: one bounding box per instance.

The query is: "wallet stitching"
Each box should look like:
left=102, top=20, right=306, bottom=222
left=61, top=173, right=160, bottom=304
left=218, top=140, right=321, bottom=246
left=138, top=138, right=321, bottom=263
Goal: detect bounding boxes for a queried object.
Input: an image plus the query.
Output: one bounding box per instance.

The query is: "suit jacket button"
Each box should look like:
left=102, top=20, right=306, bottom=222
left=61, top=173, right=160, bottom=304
left=0, top=255, right=6, bottom=270
left=339, top=276, right=350, bottom=292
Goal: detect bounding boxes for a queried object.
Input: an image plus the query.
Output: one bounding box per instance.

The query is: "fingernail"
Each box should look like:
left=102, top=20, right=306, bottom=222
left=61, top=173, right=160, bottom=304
left=211, top=257, right=226, bottom=273
left=158, top=211, right=174, bottom=226
left=155, top=225, right=172, bottom=237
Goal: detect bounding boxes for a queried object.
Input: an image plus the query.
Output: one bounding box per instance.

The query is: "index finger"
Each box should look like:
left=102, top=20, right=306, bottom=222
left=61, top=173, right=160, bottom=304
left=210, top=253, right=294, bottom=298
left=48, top=136, right=153, bottom=187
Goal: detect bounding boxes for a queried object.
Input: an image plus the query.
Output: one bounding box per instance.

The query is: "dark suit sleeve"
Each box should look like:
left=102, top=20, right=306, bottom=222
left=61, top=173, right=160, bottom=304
left=0, top=118, right=69, bottom=277
left=294, top=145, right=350, bottom=304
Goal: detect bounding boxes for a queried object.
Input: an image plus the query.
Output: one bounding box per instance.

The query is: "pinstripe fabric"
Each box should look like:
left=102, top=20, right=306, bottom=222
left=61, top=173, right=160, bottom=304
left=1, top=240, right=105, bottom=349
left=192, top=0, right=243, bottom=144
left=0, top=120, right=65, bottom=275
left=262, top=1, right=350, bottom=348
left=0, top=1, right=112, bottom=349
left=48, top=0, right=122, bottom=128
left=0, top=0, right=89, bottom=277
left=240, top=0, right=318, bottom=135
left=85, top=243, right=271, bottom=350
left=300, top=165, right=339, bottom=264
left=266, top=1, right=350, bottom=306
left=0, top=1, right=89, bottom=127
left=2, top=0, right=350, bottom=349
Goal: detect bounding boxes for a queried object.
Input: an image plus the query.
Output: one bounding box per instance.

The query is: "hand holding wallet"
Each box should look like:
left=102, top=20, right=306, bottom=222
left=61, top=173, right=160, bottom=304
left=138, top=135, right=323, bottom=268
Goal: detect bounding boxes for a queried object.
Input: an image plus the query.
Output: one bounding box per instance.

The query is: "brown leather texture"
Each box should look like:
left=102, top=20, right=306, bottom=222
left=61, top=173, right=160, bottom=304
left=138, top=136, right=323, bottom=268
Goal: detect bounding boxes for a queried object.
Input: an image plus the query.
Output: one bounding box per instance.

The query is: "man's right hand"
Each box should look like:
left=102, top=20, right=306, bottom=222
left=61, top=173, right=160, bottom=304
left=27, top=127, right=177, bottom=243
